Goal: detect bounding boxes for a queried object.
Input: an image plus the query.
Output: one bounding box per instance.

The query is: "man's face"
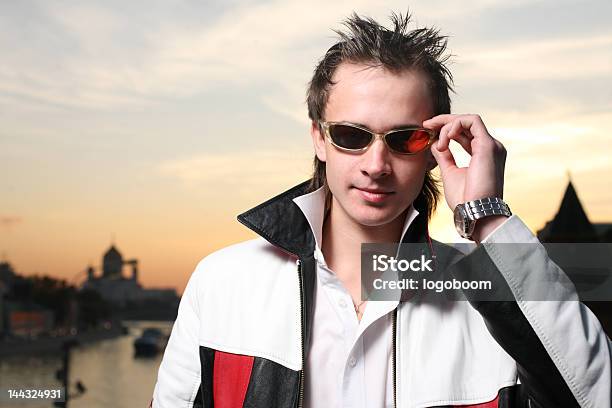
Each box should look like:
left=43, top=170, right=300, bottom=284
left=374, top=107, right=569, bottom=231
left=311, top=63, right=435, bottom=228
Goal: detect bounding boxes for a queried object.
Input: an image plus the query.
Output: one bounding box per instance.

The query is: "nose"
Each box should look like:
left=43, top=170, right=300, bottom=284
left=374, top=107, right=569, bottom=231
left=360, top=137, right=392, bottom=179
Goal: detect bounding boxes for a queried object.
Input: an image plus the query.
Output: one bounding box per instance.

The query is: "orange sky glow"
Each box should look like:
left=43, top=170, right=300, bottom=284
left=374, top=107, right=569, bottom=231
left=1, top=1, right=611, bottom=294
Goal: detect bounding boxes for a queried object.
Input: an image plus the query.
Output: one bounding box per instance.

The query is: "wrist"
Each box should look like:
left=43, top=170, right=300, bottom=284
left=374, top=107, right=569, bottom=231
left=470, top=215, right=507, bottom=244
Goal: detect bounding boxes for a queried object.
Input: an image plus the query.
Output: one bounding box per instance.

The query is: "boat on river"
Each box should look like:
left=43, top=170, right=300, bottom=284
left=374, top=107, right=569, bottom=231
left=133, top=327, right=166, bottom=356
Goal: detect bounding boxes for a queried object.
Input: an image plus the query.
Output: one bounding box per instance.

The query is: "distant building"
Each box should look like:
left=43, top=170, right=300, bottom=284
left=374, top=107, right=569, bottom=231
left=1, top=261, right=57, bottom=338
left=81, top=244, right=177, bottom=307
left=538, top=180, right=612, bottom=242
left=537, top=178, right=612, bottom=335
left=0, top=261, right=16, bottom=337
left=0, top=281, right=6, bottom=337
left=5, top=302, right=54, bottom=338
left=0, top=261, right=17, bottom=288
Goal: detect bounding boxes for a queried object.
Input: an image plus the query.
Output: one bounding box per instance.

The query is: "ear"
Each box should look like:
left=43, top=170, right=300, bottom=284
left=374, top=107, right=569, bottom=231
left=310, top=120, right=327, bottom=162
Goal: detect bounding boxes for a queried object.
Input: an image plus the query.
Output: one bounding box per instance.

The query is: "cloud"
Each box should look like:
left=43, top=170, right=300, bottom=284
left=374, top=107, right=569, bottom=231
left=0, top=215, right=23, bottom=229
left=492, top=119, right=612, bottom=181
left=4, top=0, right=606, bottom=115
left=457, top=34, right=612, bottom=81
left=0, top=0, right=369, bottom=110
left=1, top=0, right=611, bottom=173
left=158, top=150, right=313, bottom=196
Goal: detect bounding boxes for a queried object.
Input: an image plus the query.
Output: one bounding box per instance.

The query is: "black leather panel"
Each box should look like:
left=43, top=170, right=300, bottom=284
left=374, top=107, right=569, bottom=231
left=243, top=356, right=300, bottom=408
left=192, top=387, right=204, bottom=408
left=198, top=346, right=215, bottom=408
left=300, top=255, right=317, bottom=356
left=451, top=245, right=580, bottom=407
left=400, top=200, right=429, bottom=244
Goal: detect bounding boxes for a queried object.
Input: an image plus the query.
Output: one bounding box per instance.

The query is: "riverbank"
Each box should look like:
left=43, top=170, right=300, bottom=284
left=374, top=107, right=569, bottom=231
left=0, top=324, right=127, bottom=357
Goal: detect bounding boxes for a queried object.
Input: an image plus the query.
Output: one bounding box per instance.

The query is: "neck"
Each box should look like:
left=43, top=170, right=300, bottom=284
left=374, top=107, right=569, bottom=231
left=321, top=196, right=409, bottom=293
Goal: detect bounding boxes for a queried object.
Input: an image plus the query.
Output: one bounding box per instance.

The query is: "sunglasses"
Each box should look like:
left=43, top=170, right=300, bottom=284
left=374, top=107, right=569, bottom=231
left=319, top=121, right=437, bottom=155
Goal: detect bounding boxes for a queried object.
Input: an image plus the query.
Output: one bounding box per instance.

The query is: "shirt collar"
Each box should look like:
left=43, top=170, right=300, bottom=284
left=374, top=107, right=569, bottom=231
left=293, top=185, right=416, bottom=327
left=292, top=186, right=420, bottom=253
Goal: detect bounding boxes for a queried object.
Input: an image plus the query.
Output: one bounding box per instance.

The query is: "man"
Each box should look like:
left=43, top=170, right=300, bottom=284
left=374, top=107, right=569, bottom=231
left=152, top=12, right=611, bottom=408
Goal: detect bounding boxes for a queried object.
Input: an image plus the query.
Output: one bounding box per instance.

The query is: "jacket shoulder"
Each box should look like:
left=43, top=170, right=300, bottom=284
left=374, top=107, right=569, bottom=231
left=185, top=238, right=303, bottom=370
left=199, top=237, right=293, bottom=265
left=191, top=237, right=296, bottom=282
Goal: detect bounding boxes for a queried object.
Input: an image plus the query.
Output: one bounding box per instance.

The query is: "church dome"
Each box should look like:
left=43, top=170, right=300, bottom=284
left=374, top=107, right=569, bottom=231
left=103, top=245, right=123, bottom=278
left=104, top=245, right=122, bottom=261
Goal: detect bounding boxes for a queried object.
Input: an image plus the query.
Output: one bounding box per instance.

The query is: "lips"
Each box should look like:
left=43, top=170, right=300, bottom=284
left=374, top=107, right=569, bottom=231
left=356, top=187, right=393, bottom=194
left=354, top=186, right=395, bottom=203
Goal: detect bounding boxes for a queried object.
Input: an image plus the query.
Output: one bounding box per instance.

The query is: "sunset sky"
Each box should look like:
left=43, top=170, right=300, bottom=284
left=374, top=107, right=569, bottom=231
left=1, top=0, right=611, bottom=293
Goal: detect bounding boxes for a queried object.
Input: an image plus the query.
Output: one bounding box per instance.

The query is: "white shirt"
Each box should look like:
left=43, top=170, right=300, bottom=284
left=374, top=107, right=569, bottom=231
left=293, top=187, right=419, bottom=408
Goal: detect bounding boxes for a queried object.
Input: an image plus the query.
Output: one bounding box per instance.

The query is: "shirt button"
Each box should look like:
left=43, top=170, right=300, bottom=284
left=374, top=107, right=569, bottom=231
left=338, top=298, right=347, bottom=308
left=348, top=356, right=357, bottom=367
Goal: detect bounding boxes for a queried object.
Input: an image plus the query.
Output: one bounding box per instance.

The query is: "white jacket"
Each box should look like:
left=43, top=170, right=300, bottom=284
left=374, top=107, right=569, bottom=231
left=153, top=180, right=612, bottom=408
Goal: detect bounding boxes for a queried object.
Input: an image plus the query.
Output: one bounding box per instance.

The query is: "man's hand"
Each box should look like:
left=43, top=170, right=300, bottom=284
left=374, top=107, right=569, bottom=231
left=423, top=114, right=507, bottom=242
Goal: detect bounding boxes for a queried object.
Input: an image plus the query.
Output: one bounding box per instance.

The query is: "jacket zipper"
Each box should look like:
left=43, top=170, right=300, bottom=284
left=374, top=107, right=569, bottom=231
left=296, top=259, right=305, bottom=408
left=392, top=306, right=398, bottom=408
left=297, top=259, right=397, bottom=408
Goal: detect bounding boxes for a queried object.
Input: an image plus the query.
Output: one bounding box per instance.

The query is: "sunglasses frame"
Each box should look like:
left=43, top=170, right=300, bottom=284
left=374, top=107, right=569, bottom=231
left=319, top=121, right=437, bottom=155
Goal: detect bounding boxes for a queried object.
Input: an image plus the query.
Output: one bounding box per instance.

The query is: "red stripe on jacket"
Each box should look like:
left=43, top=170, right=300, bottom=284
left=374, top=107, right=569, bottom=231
left=455, top=395, right=499, bottom=407
left=213, top=351, right=254, bottom=408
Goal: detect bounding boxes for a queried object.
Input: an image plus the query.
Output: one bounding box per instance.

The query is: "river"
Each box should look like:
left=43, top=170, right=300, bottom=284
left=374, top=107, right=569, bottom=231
left=0, top=321, right=172, bottom=408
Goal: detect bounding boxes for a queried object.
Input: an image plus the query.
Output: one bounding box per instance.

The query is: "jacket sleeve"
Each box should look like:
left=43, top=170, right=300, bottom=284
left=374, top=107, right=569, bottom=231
left=152, top=261, right=204, bottom=408
left=451, top=215, right=612, bottom=408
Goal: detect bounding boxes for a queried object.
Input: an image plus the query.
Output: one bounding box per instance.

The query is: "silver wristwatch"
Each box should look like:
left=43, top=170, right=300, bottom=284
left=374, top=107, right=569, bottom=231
left=453, top=197, right=512, bottom=240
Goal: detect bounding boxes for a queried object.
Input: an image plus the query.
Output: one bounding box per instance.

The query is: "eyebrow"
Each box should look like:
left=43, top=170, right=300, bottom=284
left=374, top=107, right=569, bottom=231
left=350, top=122, right=423, bottom=132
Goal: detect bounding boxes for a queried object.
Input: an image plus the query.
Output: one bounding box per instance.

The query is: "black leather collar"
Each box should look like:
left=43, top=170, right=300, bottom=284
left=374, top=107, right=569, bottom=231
left=237, top=180, right=316, bottom=259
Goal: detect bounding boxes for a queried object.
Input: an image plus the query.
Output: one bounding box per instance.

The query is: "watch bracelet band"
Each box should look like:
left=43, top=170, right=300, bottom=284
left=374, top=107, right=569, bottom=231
left=465, top=197, right=512, bottom=220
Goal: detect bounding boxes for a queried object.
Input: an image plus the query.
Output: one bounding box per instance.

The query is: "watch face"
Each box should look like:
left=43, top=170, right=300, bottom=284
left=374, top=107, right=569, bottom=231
left=454, top=205, right=466, bottom=236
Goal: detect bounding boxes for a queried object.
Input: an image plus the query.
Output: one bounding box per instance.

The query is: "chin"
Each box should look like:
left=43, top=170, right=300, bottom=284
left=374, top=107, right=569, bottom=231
left=349, top=206, right=402, bottom=227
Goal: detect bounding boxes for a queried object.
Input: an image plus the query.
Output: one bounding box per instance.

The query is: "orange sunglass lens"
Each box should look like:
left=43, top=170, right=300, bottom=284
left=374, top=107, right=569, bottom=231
left=404, top=130, right=430, bottom=153
left=387, top=129, right=431, bottom=153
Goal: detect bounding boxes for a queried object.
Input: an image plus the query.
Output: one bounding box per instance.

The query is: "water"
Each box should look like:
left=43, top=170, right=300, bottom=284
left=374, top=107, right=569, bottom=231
left=0, top=321, right=172, bottom=408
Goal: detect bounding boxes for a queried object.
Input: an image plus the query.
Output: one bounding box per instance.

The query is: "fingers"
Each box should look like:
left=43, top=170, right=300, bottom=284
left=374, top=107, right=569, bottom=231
left=422, top=114, right=456, bottom=128
left=430, top=141, right=457, bottom=175
left=424, top=114, right=487, bottom=139
left=438, top=119, right=473, bottom=154
left=424, top=114, right=497, bottom=156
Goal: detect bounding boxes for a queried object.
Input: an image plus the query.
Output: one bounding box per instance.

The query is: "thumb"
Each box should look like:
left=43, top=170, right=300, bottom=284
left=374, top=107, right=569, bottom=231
left=431, top=142, right=457, bottom=176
